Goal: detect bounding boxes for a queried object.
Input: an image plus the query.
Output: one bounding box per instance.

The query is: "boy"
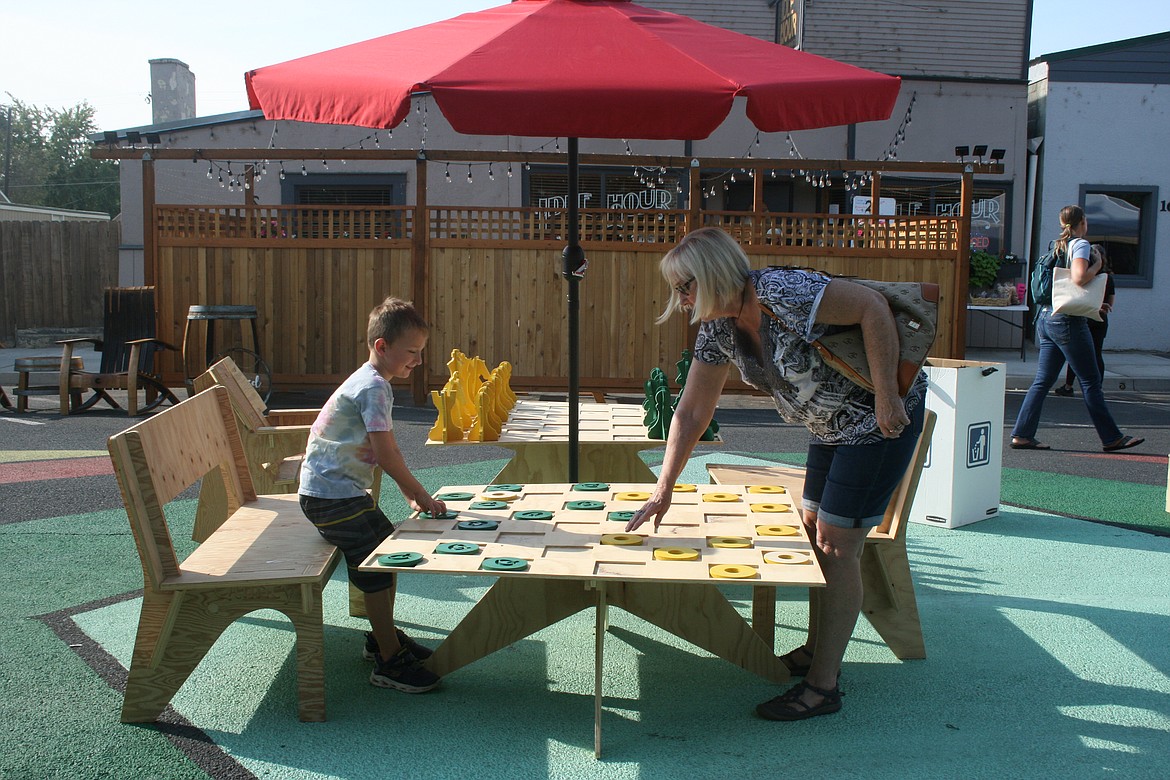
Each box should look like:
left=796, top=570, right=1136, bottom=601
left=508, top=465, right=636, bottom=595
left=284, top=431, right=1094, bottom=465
left=299, top=297, right=446, bottom=692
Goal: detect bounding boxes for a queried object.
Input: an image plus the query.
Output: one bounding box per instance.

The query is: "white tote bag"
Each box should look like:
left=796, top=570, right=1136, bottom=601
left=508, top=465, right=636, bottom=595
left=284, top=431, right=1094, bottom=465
left=1052, top=267, right=1107, bottom=321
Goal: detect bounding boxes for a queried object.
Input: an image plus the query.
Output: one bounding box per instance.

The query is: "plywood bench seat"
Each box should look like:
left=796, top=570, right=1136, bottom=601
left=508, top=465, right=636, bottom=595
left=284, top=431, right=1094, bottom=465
left=706, top=409, right=935, bottom=661
left=108, top=386, right=340, bottom=723
left=169, top=494, right=333, bottom=586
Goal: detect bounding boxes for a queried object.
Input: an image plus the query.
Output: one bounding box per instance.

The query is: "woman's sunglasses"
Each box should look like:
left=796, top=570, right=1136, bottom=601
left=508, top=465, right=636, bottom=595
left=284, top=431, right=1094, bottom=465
left=673, top=277, right=696, bottom=296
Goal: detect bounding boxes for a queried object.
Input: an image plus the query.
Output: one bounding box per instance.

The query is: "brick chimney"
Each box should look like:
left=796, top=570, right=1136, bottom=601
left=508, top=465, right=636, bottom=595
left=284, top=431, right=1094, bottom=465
left=149, top=58, right=196, bottom=124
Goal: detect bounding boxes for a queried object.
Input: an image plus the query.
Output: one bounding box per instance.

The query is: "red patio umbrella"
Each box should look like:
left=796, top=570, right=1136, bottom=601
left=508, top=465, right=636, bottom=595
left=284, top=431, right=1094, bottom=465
left=245, top=0, right=901, bottom=479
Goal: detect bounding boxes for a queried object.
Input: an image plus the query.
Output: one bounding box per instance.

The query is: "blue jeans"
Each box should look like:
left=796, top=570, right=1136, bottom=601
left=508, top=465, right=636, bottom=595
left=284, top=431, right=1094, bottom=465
left=1012, top=308, right=1121, bottom=445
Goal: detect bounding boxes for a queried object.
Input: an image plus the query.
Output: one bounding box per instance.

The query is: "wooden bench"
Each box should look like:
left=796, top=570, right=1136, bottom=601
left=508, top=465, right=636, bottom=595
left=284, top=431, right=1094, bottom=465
left=706, top=409, right=936, bottom=661
left=107, top=385, right=340, bottom=723
left=193, top=356, right=381, bottom=617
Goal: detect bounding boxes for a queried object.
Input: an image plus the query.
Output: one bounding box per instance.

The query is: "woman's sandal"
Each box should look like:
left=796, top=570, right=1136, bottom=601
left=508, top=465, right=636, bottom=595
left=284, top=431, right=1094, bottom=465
left=778, top=645, right=814, bottom=676
left=1010, top=438, right=1050, bottom=450
left=756, top=680, right=842, bottom=721
left=1103, top=435, right=1144, bottom=453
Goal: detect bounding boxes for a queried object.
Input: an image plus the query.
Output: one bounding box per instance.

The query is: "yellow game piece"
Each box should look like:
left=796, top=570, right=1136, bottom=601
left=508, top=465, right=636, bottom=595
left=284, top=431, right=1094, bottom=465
left=749, top=503, right=792, bottom=513
left=654, top=547, right=700, bottom=561
left=601, top=533, right=644, bottom=546
left=762, top=550, right=813, bottom=565
left=427, top=388, right=464, bottom=443
left=747, top=485, right=786, bottom=494
left=615, top=491, right=651, bottom=501
left=672, top=483, right=697, bottom=492
left=709, top=564, right=758, bottom=579
left=708, top=536, right=752, bottom=548
left=756, top=524, right=800, bottom=536
left=702, top=492, right=741, bottom=502
left=480, top=490, right=520, bottom=502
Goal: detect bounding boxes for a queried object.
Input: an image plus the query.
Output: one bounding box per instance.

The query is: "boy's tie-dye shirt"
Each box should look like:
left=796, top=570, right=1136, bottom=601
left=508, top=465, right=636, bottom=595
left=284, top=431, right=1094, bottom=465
left=299, top=362, right=393, bottom=498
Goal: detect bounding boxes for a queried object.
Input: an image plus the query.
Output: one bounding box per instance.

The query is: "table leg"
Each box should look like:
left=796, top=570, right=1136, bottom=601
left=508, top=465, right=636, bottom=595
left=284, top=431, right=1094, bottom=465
left=607, top=581, right=789, bottom=683
left=426, top=577, right=595, bottom=677
left=491, top=442, right=658, bottom=484
left=593, top=581, right=606, bottom=760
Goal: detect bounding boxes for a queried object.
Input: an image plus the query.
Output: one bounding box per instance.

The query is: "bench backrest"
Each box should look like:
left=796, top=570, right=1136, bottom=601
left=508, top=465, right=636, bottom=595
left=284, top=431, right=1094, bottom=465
left=107, top=386, right=257, bottom=590
left=874, top=409, right=936, bottom=541
left=194, top=357, right=269, bottom=432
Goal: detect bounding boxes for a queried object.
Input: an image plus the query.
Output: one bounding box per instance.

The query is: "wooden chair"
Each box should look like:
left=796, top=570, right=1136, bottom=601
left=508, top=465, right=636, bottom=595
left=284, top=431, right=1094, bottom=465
left=59, top=287, right=181, bottom=416
left=707, top=409, right=937, bottom=660
left=0, top=383, right=11, bottom=410
left=107, top=385, right=340, bottom=723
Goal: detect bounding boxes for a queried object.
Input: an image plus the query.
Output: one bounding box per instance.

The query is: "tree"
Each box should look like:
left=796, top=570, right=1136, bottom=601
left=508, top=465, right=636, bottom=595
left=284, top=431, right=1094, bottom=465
left=1, top=96, right=120, bottom=217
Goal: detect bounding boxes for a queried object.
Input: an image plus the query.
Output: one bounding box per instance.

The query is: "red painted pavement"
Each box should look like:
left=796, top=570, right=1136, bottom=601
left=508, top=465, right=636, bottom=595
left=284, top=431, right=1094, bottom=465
left=0, top=457, right=113, bottom=485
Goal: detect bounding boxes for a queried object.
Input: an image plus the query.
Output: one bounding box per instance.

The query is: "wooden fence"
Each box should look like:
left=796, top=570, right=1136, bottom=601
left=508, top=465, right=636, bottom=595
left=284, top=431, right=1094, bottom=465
left=154, top=204, right=962, bottom=399
left=0, top=220, right=120, bottom=346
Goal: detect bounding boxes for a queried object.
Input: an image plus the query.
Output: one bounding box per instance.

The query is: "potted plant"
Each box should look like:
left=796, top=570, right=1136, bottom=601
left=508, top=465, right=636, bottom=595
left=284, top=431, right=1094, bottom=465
left=969, top=250, right=1001, bottom=290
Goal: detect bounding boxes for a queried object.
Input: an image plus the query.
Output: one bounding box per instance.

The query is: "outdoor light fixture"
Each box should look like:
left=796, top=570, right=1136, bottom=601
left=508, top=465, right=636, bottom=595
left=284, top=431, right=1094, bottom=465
left=124, top=130, right=142, bottom=145
left=990, top=148, right=1006, bottom=162
left=972, top=144, right=988, bottom=162
left=954, top=145, right=969, bottom=161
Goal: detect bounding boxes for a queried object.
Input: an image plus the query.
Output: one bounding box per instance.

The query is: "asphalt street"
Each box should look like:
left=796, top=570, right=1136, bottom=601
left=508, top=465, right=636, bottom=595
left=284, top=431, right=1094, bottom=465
left=4, top=386, right=1167, bottom=527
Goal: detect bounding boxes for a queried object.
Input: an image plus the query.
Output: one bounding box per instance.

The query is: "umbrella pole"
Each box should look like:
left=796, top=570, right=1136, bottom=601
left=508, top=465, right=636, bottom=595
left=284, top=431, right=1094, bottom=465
left=562, top=138, right=584, bottom=483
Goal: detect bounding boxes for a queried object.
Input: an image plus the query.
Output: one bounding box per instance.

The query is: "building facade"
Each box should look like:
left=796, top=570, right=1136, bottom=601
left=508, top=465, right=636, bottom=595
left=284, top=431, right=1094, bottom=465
left=1029, top=31, right=1170, bottom=350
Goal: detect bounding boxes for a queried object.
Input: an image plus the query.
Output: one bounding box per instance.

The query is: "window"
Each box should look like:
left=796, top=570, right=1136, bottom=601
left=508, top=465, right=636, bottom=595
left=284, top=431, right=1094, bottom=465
left=860, top=178, right=1011, bottom=255
left=282, top=173, right=406, bottom=206
left=525, top=166, right=685, bottom=210
left=1080, top=187, right=1158, bottom=287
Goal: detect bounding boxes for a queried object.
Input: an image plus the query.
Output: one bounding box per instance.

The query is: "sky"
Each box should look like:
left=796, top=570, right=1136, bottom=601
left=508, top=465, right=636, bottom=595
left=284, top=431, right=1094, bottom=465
left=2, top=0, right=1166, bottom=132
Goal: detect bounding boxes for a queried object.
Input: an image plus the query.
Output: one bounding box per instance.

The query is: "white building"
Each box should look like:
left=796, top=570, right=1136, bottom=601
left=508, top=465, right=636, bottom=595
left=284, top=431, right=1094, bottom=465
left=1029, top=31, right=1170, bottom=351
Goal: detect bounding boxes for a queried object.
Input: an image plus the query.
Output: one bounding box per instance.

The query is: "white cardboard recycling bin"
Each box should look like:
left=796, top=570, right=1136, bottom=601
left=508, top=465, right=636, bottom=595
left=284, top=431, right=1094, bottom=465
left=910, top=358, right=1006, bottom=529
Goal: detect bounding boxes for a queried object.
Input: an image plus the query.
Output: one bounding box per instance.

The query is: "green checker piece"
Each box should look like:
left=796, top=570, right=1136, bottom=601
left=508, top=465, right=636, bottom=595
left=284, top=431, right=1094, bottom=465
left=486, top=484, right=523, bottom=492
left=435, top=492, right=475, bottom=501
left=469, top=500, right=508, bottom=510
left=456, top=519, right=499, bottom=531
left=377, top=551, right=424, bottom=567
left=421, top=510, right=460, bottom=520
left=572, top=482, right=609, bottom=491
left=482, top=557, right=529, bottom=572
left=566, top=500, right=606, bottom=511
left=607, top=510, right=635, bottom=522
left=514, top=510, right=554, bottom=521
left=434, top=542, right=481, bottom=555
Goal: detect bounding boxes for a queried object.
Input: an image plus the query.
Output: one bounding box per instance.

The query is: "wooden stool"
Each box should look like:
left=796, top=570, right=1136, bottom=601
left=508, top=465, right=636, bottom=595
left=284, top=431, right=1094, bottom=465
left=182, top=305, right=261, bottom=396
left=13, top=357, right=84, bottom=412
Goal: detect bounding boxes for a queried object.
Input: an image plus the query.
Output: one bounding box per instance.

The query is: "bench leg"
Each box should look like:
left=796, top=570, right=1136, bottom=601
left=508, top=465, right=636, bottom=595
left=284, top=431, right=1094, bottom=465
left=122, top=585, right=328, bottom=723
left=860, top=543, right=926, bottom=660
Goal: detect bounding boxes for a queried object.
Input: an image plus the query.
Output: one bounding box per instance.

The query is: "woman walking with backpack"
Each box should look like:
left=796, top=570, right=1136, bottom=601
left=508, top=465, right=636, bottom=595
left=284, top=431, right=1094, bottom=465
left=1011, top=205, right=1143, bottom=452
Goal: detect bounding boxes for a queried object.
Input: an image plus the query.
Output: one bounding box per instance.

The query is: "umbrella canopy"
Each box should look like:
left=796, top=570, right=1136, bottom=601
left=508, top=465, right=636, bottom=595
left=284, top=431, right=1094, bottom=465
left=245, top=0, right=902, bottom=480
left=246, top=0, right=900, bottom=139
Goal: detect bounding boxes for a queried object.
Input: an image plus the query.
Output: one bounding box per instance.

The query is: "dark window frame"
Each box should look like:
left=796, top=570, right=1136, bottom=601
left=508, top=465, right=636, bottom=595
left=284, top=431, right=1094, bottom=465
left=1079, top=184, right=1158, bottom=288
left=280, top=172, right=407, bottom=206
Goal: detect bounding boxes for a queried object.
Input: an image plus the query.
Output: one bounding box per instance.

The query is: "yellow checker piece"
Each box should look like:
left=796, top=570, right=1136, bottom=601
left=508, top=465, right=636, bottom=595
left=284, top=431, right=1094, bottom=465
left=756, top=524, right=800, bottom=536
left=654, top=547, right=700, bottom=561
left=615, top=491, right=651, bottom=502
left=708, top=536, right=752, bottom=549
left=750, top=503, right=793, bottom=513
left=747, top=484, right=786, bottom=494
left=709, top=564, right=758, bottom=579
left=601, top=533, right=644, bottom=546
left=702, top=492, right=741, bottom=503
left=672, top=483, right=697, bottom=492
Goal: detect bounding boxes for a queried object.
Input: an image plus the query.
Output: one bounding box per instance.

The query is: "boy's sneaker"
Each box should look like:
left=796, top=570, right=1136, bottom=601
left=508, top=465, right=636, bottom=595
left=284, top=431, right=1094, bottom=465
left=364, top=629, right=434, bottom=661
left=370, top=646, right=440, bottom=693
